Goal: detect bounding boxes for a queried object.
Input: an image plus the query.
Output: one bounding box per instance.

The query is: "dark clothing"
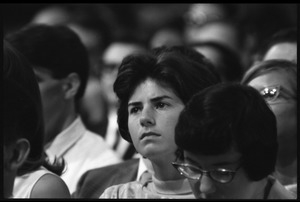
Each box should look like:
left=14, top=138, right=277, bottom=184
left=73, top=158, right=139, bottom=198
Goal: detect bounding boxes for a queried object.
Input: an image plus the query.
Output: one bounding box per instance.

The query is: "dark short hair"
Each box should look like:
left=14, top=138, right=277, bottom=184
left=190, top=41, right=244, bottom=82
left=4, top=40, right=65, bottom=176
left=114, top=46, right=221, bottom=142
left=6, top=24, right=89, bottom=101
left=175, top=83, right=278, bottom=181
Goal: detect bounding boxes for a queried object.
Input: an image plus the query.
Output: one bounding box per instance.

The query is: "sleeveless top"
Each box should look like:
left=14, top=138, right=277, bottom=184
left=13, top=166, right=56, bottom=198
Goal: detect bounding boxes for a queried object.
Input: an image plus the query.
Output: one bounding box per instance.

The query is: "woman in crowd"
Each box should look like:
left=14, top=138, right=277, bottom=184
left=174, top=83, right=295, bottom=199
left=100, top=46, right=220, bottom=198
left=241, top=59, right=297, bottom=197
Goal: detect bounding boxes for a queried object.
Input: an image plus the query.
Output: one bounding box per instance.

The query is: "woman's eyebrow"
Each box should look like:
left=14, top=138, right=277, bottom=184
left=151, top=95, right=172, bottom=102
left=128, top=95, right=172, bottom=107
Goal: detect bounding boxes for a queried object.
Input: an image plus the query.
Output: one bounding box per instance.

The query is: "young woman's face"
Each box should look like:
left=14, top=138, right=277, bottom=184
left=128, top=78, right=184, bottom=159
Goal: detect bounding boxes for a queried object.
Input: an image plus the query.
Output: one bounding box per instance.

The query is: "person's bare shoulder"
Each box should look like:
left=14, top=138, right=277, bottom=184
left=30, top=173, right=70, bottom=198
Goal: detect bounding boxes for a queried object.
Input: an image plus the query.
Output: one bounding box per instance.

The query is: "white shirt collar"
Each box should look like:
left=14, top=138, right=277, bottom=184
left=45, top=116, right=85, bottom=159
left=136, top=154, right=154, bottom=181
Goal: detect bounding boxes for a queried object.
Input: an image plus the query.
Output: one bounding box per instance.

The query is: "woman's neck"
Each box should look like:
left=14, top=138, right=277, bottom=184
left=246, top=178, right=269, bottom=199
left=275, top=159, right=297, bottom=185
left=277, top=143, right=297, bottom=167
left=150, top=154, right=184, bottom=181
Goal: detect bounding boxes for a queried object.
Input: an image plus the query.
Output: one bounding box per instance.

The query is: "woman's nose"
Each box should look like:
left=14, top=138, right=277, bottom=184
left=139, top=108, right=155, bottom=127
left=198, top=174, right=216, bottom=195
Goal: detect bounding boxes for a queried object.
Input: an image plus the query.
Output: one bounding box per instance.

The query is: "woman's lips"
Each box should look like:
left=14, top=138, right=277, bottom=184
left=140, top=132, right=161, bottom=140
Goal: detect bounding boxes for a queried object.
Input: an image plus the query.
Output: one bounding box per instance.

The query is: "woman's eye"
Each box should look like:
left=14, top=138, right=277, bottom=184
left=261, top=87, right=279, bottom=102
left=188, top=166, right=201, bottom=173
left=129, top=107, right=140, bottom=114
left=155, top=102, right=167, bottom=109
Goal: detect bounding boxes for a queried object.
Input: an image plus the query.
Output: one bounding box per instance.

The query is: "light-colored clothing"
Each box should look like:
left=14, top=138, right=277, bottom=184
left=100, top=175, right=194, bottom=199
left=267, top=176, right=296, bottom=199
left=100, top=174, right=294, bottom=199
left=136, top=155, right=154, bottom=181
left=284, top=183, right=297, bottom=198
left=272, top=168, right=297, bottom=198
left=45, top=117, right=121, bottom=193
left=13, top=166, right=55, bottom=198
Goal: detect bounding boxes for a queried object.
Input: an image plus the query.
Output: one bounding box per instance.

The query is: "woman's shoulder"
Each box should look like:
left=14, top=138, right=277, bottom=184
left=30, top=170, right=70, bottom=198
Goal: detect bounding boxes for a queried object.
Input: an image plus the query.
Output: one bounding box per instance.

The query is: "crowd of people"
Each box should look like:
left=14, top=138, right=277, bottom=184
left=3, top=3, right=297, bottom=199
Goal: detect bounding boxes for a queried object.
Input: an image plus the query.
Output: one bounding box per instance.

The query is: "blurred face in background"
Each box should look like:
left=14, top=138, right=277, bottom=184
left=247, top=69, right=297, bottom=158
left=263, top=43, right=297, bottom=63
left=101, top=42, right=145, bottom=106
left=34, top=68, right=68, bottom=144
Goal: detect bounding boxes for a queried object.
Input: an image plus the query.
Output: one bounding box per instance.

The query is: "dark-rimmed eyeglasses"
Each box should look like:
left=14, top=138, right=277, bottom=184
left=172, top=161, right=242, bottom=184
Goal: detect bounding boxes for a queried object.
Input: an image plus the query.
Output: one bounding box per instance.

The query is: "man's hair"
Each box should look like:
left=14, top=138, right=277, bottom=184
left=190, top=41, right=244, bottom=82
left=6, top=24, right=89, bottom=101
left=113, top=46, right=221, bottom=142
left=175, top=83, right=278, bottom=181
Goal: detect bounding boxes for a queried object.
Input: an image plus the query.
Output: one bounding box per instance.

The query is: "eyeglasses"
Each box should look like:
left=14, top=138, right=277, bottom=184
left=172, top=161, right=242, bottom=184
left=259, top=85, right=296, bottom=103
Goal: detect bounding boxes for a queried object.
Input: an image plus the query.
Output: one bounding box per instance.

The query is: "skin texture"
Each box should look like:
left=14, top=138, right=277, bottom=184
left=128, top=78, right=184, bottom=159
left=263, top=43, right=297, bottom=63
left=184, top=148, right=267, bottom=199
left=30, top=174, right=70, bottom=198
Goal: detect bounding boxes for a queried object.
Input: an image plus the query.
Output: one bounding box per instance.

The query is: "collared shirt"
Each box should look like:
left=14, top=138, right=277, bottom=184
left=267, top=176, right=296, bottom=199
left=136, top=155, right=154, bottom=181
left=45, top=116, right=121, bottom=194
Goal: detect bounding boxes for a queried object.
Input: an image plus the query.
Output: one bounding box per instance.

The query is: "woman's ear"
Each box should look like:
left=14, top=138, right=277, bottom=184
left=62, top=73, right=81, bottom=99
left=5, top=138, right=30, bottom=171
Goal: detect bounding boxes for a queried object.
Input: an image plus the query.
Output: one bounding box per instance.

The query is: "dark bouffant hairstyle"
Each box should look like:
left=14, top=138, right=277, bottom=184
left=114, top=46, right=221, bottom=142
